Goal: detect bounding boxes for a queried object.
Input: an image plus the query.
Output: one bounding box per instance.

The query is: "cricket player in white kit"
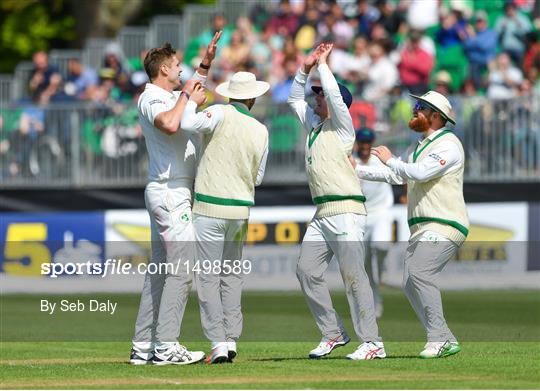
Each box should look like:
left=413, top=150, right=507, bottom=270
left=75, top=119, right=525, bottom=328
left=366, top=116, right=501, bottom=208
left=130, top=33, right=222, bottom=365
left=181, top=72, right=269, bottom=363
left=352, top=91, right=469, bottom=358
left=354, top=128, right=394, bottom=318
left=288, top=43, right=385, bottom=361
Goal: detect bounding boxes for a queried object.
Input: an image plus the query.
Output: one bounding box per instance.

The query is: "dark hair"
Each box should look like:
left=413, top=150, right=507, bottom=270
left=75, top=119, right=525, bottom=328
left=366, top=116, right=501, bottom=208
left=143, top=43, right=176, bottom=81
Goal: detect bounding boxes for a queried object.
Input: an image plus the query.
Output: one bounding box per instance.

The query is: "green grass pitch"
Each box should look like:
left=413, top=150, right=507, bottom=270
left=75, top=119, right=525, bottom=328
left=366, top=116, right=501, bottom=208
left=1, top=289, right=539, bottom=389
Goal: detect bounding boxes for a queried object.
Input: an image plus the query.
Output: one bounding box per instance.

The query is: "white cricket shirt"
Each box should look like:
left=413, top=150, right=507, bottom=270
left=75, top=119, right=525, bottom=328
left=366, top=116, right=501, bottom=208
left=137, top=81, right=202, bottom=183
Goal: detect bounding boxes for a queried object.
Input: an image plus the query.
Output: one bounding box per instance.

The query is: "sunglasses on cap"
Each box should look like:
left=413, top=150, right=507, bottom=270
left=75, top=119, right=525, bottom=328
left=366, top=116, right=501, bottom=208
left=413, top=101, right=431, bottom=111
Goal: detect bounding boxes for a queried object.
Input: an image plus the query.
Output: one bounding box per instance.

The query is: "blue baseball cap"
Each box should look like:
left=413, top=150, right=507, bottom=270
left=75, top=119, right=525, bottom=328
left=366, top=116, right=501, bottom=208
left=355, top=128, right=375, bottom=142
left=311, top=83, right=353, bottom=108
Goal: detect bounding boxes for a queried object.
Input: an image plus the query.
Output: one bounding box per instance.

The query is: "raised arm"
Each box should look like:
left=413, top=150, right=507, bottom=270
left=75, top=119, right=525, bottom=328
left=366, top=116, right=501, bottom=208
left=317, top=43, right=354, bottom=143
left=195, top=30, right=221, bottom=79
left=287, top=45, right=323, bottom=131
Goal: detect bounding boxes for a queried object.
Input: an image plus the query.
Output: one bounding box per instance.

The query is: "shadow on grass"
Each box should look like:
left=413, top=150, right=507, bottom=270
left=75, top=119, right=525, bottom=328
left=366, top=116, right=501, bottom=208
left=252, top=354, right=419, bottom=362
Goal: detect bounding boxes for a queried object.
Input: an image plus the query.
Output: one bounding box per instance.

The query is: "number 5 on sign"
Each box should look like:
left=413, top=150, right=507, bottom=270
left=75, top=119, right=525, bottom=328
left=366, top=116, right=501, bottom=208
left=3, top=223, right=51, bottom=276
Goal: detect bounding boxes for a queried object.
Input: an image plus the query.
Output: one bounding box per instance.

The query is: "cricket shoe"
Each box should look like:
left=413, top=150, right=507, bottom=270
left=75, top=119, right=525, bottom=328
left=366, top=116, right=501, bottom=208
left=227, top=341, right=237, bottom=361
left=129, top=348, right=153, bottom=365
left=346, top=341, right=386, bottom=360
left=205, top=343, right=229, bottom=364
left=419, top=341, right=461, bottom=359
left=152, top=343, right=205, bottom=365
left=308, top=332, right=350, bottom=359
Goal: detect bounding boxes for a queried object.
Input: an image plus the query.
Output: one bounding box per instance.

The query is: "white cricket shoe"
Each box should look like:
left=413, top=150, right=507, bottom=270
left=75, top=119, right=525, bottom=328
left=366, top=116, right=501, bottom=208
left=152, top=343, right=205, bottom=365
left=346, top=341, right=386, bottom=360
left=205, top=342, right=229, bottom=364
left=419, top=341, right=461, bottom=358
left=308, top=332, right=350, bottom=359
left=227, top=341, right=237, bottom=361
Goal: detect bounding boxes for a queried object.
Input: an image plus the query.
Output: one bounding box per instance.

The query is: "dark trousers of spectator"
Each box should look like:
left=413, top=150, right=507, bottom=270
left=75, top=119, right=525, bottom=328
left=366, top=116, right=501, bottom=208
left=469, top=62, right=487, bottom=90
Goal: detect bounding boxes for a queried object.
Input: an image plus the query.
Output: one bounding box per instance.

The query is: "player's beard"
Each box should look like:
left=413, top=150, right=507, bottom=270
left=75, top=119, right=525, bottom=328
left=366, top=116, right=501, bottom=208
left=408, top=114, right=430, bottom=133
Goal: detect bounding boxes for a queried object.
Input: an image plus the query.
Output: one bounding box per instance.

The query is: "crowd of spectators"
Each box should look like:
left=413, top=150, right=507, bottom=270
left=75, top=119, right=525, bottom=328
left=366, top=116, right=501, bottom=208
left=2, top=0, right=539, bottom=180
left=13, top=0, right=540, bottom=108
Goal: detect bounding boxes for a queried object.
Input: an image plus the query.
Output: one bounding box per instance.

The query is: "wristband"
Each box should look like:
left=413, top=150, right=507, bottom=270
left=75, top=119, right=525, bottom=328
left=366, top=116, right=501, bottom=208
left=199, top=62, right=210, bottom=70
left=181, top=91, right=190, bottom=100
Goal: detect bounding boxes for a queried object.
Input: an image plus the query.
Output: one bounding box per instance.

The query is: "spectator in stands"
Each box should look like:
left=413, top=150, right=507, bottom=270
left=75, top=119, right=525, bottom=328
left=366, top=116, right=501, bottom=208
left=267, top=0, right=299, bottom=37
left=487, top=52, right=524, bottom=99
left=294, top=6, right=319, bottom=52
left=64, top=58, right=98, bottom=100
left=406, top=0, right=439, bottom=31
left=461, top=10, right=498, bottom=89
left=272, top=58, right=298, bottom=103
left=369, top=21, right=388, bottom=42
left=28, top=51, right=61, bottom=104
left=435, top=6, right=468, bottom=49
left=251, top=25, right=274, bottom=76
left=5, top=91, right=46, bottom=177
left=199, top=13, right=233, bottom=49
left=103, top=49, right=130, bottom=96
left=375, top=0, right=403, bottom=35
left=342, top=35, right=370, bottom=94
left=525, top=66, right=540, bottom=94
left=434, top=70, right=453, bottom=95
left=329, top=39, right=352, bottom=81
left=236, top=16, right=258, bottom=48
left=495, top=1, right=532, bottom=65
left=398, top=29, right=434, bottom=95
left=270, top=36, right=303, bottom=85
left=219, top=30, right=251, bottom=76
left=319, top=3, right=354, bottom=45
left=363, top=41, right=398, bottom=100
left=523, top=31, right=540, bottom=75
left=185, top=13, right=232, bottom=68
left=356, top=0, right=380, bottom=36
left=88, top=68, right=117, bottom=104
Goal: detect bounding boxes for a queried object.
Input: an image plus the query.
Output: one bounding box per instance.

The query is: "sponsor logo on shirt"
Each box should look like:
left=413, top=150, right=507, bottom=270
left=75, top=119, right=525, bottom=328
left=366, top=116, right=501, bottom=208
left=204, top=111, right=212, bottom=118
left=149, top=99, right=165, bottom=106
left=428, top=152, right=446, bottom=165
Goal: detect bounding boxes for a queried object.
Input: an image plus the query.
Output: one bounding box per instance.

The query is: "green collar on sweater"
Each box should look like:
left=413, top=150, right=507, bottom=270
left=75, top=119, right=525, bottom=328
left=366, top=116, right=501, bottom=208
left=413, top=129, right=453, bottom=162
left=230, top=102, right=255, bottom=118
left=308, top=122, right=324, bottom=148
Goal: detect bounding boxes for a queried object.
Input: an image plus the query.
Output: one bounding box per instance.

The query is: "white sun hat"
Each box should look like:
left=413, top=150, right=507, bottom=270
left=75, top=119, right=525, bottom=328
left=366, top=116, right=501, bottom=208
left=410, top=90, right=456, bottom=125
left=216, top=71, right=270, bottom=99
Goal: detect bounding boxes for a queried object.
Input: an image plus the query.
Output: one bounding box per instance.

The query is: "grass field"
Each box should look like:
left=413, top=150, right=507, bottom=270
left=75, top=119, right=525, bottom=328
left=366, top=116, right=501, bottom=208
left=1, top=289, right=539, bottom=389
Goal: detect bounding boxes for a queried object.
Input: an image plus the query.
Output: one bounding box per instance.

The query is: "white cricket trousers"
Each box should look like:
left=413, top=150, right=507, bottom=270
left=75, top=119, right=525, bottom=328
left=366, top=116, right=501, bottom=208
left=132, top=180, right=195, bottom=350
left=403, top=230, right=459, bottom=342
left=193, top=214, right=247, bottom=344
left=296, top=213, right=381, bottom=342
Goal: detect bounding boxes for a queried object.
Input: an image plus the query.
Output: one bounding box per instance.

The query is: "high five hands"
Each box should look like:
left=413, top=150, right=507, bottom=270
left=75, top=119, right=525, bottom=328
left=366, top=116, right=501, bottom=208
left=303, top=42, right=334, bottom=73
